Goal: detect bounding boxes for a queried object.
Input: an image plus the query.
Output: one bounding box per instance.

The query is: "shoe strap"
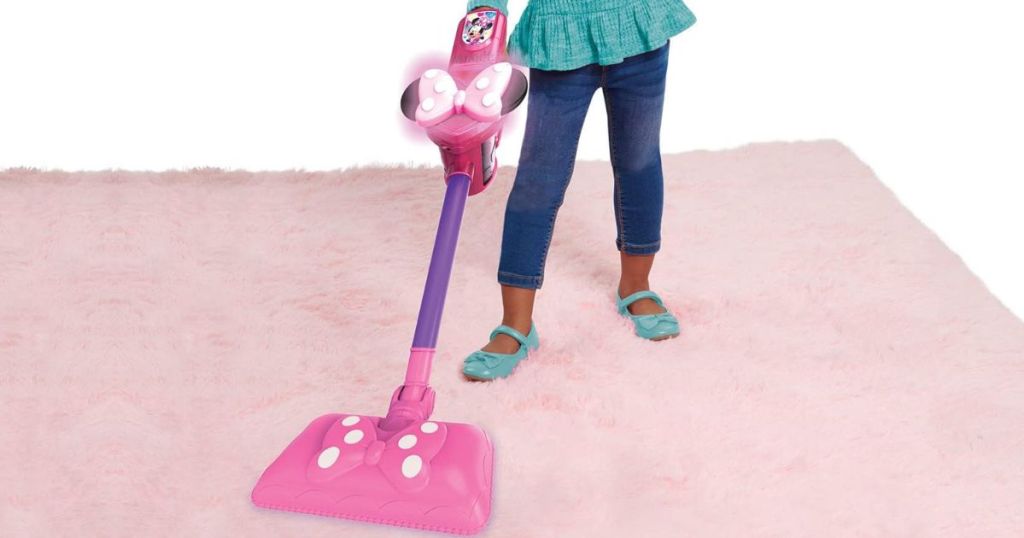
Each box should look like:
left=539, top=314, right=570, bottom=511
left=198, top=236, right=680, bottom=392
left=489, top=324, right=530, bottom=347
left=617, top=290, right=665, bottom=314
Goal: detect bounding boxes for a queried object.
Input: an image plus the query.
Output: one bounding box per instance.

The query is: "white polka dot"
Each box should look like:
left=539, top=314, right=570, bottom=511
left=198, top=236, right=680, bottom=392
left=482, top=92, right=499, bottom=108
left=434, top=77, right=454, bottom=94
left=401, top=455, right=423, bottom=478
left=493, top=62, right=511, bottom=73
left=341, top=416, right=360, bottom=426
left=454, top=90, right=466, bottom=107
left=420, top=422, right=439, bottom=434
left=424, top=69, right=440, bottom=79
left=344, top=430, right=364, bottom=444
left=421, top=97, right=436, bottom=112
left=317, top=446, right=340, bottom=468
left=475, top=77, right=491, bottom=90
left=398, top=434, right=417, bottom=449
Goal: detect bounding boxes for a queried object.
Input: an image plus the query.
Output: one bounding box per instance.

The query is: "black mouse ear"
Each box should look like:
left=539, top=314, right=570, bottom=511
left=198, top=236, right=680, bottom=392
left=400, top=79, right=420, bottom=121
left=501, top=68, right=528, bottom=115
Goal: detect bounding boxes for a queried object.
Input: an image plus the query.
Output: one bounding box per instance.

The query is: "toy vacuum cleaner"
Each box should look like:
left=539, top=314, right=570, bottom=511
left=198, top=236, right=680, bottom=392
left=251, top=8, right=527, bottom=535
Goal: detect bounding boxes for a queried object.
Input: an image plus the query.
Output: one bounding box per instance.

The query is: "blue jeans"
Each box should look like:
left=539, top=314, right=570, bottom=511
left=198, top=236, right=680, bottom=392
left=498, top=42, right=670, bottom=290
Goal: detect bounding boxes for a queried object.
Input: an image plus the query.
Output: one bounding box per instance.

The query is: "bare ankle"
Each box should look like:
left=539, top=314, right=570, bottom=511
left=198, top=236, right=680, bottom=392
left=500, top=317, right=532, bottom=335
left=618, top=280, right=651, bottom=297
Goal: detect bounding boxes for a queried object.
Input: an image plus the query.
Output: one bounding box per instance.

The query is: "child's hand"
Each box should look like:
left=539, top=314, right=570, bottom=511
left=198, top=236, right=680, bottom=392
left=468, top=1, right=507, bottom=16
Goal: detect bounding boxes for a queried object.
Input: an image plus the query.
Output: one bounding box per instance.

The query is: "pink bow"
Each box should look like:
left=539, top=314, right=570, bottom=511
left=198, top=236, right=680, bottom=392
left=415, top=63, right=515, bottom=127
left=307, top=415, right=447, bottom=493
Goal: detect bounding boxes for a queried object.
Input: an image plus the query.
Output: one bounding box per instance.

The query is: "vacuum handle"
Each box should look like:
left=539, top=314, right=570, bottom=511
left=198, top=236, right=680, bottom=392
left=405, top=172, right=471, bottom=386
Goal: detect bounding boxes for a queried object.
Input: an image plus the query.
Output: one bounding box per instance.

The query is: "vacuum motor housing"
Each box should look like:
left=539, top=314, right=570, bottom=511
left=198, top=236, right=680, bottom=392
left=401, top=9, right=527, bottom=196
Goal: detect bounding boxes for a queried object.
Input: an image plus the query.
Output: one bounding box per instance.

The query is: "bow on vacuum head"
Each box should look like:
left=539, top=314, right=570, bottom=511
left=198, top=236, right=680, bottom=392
left=251, top=9, right=526, bottom=536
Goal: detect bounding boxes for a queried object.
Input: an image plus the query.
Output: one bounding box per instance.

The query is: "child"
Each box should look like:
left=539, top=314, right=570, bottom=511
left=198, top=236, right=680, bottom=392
left=461, top=0, right=697, bottom=381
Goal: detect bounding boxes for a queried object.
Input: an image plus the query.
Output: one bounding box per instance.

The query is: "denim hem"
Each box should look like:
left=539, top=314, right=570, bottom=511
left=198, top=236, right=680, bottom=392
left=498, top=271, right=544, bottom=290
left=617, top=239, right=662, bottom=256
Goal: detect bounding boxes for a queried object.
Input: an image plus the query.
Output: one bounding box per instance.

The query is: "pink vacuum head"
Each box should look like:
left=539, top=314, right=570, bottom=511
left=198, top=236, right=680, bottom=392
left=251, top=8, right=526, bottom=535
left=251, top=412, right=494, bottom=534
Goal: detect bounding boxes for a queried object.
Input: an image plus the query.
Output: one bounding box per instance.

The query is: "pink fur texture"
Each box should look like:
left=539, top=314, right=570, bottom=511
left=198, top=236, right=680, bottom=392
left=1, top=140, right=1022, bottom=537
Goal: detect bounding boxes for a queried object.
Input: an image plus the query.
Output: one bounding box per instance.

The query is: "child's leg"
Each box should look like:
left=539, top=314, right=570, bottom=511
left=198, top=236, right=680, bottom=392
left=482, top=65, right=601, bottom=354
left=602, top=43, right=671, bottom=315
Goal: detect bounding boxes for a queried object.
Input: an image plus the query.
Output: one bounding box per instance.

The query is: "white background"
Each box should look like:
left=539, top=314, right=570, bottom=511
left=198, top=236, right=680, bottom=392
left=1, top=0, right=1021, bottom=318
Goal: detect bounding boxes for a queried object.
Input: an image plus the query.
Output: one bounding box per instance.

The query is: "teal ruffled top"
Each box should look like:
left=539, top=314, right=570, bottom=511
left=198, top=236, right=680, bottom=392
left=467, top=0, right=696, bottom=71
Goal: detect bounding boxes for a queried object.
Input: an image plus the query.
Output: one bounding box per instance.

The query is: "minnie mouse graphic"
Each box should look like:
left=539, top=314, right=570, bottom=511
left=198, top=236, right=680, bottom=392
left=462, top=11, right=496, bottom=45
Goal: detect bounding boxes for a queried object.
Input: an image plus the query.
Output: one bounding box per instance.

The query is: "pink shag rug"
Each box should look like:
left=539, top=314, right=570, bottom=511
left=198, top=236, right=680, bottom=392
left=1, top=140, right=1023, bottom=537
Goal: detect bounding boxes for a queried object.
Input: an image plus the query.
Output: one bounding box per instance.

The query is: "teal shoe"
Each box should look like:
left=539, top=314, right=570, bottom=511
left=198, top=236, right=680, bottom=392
left=462, top=324, right=539, bottom=381
left=617, top=290, right=680, bottom=340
